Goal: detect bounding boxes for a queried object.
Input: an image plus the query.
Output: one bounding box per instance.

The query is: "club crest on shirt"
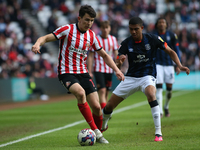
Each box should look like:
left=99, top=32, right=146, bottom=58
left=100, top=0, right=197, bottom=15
left=167, top=35, right=171, bottom=41
left=85, top=43, right=91, bottom=48
left=145, top=44, right=151, bottom=50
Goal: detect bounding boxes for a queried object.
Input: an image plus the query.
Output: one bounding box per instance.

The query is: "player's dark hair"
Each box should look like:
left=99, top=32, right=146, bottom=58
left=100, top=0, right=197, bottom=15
left=79, top=5, right=96, bottom=18
left=155, top=17, right=168, bottom=29
left=129, top=17, right=144, bottom=26
left=100, top=20, right=110, bottom=28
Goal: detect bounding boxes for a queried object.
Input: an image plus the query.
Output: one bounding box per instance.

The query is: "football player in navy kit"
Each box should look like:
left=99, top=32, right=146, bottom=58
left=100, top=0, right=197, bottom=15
left=154, top=17, right=181, bottom=117
left=101, top=17, right=190, bottom=142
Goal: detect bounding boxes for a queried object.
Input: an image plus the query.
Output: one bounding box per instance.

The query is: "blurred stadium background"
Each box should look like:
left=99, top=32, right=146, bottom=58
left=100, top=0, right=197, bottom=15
left=0, top=0, right=199, bottom=103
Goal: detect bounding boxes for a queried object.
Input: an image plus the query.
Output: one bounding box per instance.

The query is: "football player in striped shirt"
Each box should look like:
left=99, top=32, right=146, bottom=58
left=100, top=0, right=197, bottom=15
left=102, top=17, right=190, bottom=142
left=154, top=17, right=181, bottom=117
left=87, top=20, right=118, bottom=110
left=31, top=5, right=124, bottom=144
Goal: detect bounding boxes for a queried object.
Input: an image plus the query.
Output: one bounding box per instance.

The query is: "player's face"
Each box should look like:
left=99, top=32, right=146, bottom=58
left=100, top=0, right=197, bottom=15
left=78, top=13, right=94, bottom=32
left=157, top=19, right=167, bottom=32
left=129, top=24, right=144, bottom=41
left=100, top=25, right=111, bottom=38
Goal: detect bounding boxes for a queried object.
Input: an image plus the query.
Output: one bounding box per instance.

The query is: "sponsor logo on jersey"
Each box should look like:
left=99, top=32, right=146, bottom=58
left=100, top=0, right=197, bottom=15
left=69, top=45, right=87, bottom=55
left=137, top=55, right=145, bottom=59
left=134, top=55, right=149, bottom=63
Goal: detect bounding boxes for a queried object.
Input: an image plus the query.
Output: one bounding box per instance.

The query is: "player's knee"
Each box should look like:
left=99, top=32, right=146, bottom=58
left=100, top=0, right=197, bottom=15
left=93, top=104, right=101, bottom=112
left=98, top=88, right=106, bottom=95
left=75, top=89, right=86, bottom=100
left=147, top=93, right=156, bottom=102
left=166, top=87, right=172, bottom=91
left=166, top=87, right=172, bottom=99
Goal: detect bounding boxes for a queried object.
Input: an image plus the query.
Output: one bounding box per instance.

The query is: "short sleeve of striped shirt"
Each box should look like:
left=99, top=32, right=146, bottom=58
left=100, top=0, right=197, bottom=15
left=53, top=25, right=70, bottom=39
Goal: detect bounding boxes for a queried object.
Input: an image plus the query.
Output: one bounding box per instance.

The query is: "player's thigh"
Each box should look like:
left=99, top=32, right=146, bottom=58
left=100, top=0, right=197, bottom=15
left=113, top=76, right=139, bottom=99
left=144, top=85, right=156, bottom=102
left=141, top=75, right=156, bottom=94
left=58, top=73, right=80, bottom=92
left=80, top=73, right=97, bottom=96
left=164, top=66, right=175, bottom=84
left=94, top=72, right=106, bottom=89
left=156, top=65, right=164, bottom=84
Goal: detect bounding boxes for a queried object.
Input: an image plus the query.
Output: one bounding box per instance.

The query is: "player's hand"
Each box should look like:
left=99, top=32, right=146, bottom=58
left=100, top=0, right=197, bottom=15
left=31, top=44, right=41, bottom=54
left=89, top=72, right=93, bottom=79
left=116, top=70, right=125, bottom=81
left=118, top=55, right=126, bottom=64
left=175, top=66, right=181, bottom=75
left=180, top=66, right=190, bottom=75
left=116, top=55, right=126, bottom=68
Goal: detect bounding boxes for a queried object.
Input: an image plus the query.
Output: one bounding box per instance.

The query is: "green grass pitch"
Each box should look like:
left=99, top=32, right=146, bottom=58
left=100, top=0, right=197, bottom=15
left=0, top=90, right=199, bottom=150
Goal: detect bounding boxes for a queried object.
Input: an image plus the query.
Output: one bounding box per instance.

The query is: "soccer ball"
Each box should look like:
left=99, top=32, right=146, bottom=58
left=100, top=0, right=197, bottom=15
left=77, top=128, right=96, bottom=146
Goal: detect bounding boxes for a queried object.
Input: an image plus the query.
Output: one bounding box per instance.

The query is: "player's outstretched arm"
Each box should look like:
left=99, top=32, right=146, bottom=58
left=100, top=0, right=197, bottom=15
left=31, top=33, right=57, bottom=54
left=164, top=45, right=190, bottom=75
left=97, top=48, right=125, bottom=81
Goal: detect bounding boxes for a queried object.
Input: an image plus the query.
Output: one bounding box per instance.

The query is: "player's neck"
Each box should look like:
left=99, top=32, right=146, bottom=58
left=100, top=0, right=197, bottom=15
left=158, top=30, right=166, bottom=35
left=77, top=23, right=87, bottom=33
left=133, top=34, right=143, bottom=43
left=101, top=34, right=108, bottom=39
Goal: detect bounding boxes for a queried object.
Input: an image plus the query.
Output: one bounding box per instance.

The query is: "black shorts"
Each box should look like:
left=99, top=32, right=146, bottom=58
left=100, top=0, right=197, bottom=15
left=58, top=73, right=97, bottom=95
left=94, top=72, right=113, bottom=91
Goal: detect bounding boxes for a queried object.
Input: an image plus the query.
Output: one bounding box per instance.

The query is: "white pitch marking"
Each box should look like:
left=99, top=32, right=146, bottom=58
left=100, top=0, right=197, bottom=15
left=0, top=90, right=193, bottom=148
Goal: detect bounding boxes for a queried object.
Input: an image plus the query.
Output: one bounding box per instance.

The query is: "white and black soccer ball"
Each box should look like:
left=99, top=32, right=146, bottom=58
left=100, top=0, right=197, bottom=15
left=77, top=128, right=96, bottom=146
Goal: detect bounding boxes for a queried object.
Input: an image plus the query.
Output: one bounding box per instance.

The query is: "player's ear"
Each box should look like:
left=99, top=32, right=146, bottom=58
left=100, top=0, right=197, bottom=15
left=78, top=16, right=81, bottom=22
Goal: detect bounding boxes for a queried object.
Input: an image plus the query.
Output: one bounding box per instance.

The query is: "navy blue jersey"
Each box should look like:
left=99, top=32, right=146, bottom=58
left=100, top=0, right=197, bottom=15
left=154, top=30, right=180, bottom=66
left=118, top=33, right=166, bottom=78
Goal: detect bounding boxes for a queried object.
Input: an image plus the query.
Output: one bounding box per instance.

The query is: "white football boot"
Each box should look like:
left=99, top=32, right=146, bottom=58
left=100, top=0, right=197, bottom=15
left=94, top=129, right=109, bottom=144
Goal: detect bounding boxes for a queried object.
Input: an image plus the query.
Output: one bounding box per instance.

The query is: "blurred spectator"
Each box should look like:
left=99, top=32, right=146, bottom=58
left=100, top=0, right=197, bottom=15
left=148, top=0, right=156, bottom=13
left=180, top=4, right=191, bottom=22
left=28, top=76, right=49, bottom=100
left=59, top=1, right=69, bottom=15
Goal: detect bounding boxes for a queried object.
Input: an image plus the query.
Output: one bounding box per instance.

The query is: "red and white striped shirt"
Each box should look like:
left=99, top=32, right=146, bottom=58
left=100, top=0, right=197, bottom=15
left=53, top=23, right=102, bottom=75
left=91, top=34, right=118, bottom=73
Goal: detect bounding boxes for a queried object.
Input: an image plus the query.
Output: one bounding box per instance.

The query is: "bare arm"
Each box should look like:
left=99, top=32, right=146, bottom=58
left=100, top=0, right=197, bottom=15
left=97, top=49, right=124, bottom=81
left=164, top=45, right=190, bottom=75
left=113, top=50, right=118, bottom=62
left=116, top=54, right=126, bottom=69
left=31, top=33, right=57, bottom=54
left=87, top=51, right=94, bottom=78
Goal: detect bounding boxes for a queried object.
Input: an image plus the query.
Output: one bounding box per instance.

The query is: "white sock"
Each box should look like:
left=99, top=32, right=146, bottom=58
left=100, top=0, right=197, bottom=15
left=102, top=111, right=112, bottom=130
left=151, top=105, right=162, bottom=135
left=164, top=90, right=172, bottom=109
left=156, top=88, right=163, bottom=114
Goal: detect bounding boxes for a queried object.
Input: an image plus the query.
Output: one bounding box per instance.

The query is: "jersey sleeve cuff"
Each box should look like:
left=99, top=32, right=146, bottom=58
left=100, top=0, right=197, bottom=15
left=52, top=33, right=59, bottom=40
